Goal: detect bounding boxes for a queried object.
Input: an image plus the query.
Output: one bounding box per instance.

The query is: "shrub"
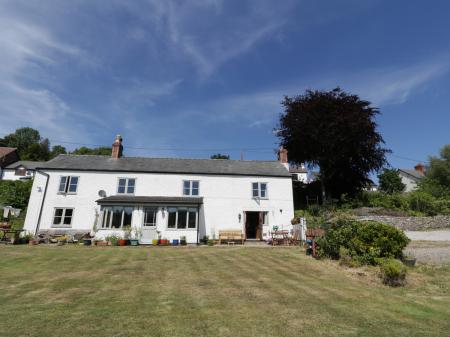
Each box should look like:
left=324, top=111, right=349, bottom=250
left=378, top=258, right=407, bottom=287
left=316, top=219, right=410, bottom=265
left=338, top=246, right=360, bottom=268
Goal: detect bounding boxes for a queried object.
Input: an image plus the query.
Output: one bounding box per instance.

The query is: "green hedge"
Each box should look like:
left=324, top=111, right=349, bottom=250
left=316, top=219, right=410, bottom=265
left=354, top=191, right=450, bottom=216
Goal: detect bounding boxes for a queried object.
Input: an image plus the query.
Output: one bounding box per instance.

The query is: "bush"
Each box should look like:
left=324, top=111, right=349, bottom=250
left=338, top=246, right=360, bottom=268
left=378, top=258, right=407, bottom=287
left=316, top=219, right=410, bottom=265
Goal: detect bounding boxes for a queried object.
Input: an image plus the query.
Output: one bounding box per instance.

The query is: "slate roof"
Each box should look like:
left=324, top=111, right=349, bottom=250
left=398, top=169, right=424, bottom=180
left=96, top=196, right=203, bottom=205
left=5, top=161, right=45, bottom=170
left=37, top=155, right=291, bottom=177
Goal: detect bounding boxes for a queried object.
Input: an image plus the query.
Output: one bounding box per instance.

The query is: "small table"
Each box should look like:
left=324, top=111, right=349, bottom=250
left=271, top=230, right=290, bottom=246
left=0, top=228, right=24, bottom=244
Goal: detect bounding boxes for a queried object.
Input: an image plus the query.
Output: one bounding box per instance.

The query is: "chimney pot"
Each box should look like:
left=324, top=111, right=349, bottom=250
left=414, top=163, right=425, bottom=174
left=112, top=134, right=123, bottom=158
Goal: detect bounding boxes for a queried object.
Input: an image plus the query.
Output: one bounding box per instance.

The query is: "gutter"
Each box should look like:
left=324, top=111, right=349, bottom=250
left=35, top=170, right=50, bottom=236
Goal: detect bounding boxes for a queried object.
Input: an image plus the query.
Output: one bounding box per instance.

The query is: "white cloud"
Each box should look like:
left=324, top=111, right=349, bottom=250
left=343, top=59, right=450, bottom=106
left=126, top=0, right=295, bottom=78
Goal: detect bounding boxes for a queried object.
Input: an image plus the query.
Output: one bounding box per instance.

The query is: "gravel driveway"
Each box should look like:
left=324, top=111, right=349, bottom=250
left=404, top=230, right=450, bottom=264
left=405, top=230, right=450, bottom=241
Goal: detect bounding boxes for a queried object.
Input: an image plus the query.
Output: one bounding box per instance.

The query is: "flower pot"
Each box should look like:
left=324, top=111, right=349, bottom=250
left=180, top=240, right=187, bottom=246
left=118, top=239, right=127, bottom=246
left=96, top=241, right=109, bottom=246
left=152, top=239, right=158, bottom=246
left=129, top=239, right=139, bottom=246
left=160, top=239, right=168, bottom=246
left=83, top=239, right=92, bottom=246
left=403, top=257, right=416, bottom=267
left=172, top=239, right=179, bottom=246
left=28, top=240, right=37, bottom=246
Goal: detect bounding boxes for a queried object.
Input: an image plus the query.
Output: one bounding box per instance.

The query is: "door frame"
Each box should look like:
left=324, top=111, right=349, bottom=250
left=244, top=211, right=263, bottom=240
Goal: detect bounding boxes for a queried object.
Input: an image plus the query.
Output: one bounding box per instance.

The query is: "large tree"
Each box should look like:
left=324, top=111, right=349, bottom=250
left=419, top=144, right=450, bottom=198
left=210, top=153, right=230, bottom=159
left=71, top=146, right=111, bottom=155
left=0, top=127, right=50, bottom=161
left=277, top=88, right=389, bottom=199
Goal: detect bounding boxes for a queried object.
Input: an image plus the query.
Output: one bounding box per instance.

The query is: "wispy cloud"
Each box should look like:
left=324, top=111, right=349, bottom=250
left=343, top=58, right=450, bottom=106
left=0, top=3, right=95, bottom=141
left=124, top=0, right=295, bottom=78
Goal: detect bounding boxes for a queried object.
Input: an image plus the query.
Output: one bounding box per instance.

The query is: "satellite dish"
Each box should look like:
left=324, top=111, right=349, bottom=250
left=98, top=190, right=107, bottom=198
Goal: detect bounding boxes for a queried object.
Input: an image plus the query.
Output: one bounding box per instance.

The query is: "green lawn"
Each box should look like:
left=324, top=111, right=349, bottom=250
left=0, top=246, right=449, bottom=337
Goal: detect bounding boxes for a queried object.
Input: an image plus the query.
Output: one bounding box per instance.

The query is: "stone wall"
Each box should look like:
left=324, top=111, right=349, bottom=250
left=356, top=215, right=450, bottom=231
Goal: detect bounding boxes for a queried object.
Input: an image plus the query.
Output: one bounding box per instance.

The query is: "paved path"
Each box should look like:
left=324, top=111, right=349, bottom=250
left=405, top=230, right=450, bottom=241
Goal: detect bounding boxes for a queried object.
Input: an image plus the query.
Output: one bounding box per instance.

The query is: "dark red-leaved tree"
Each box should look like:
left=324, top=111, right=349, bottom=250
left=276, top=88, right=390, bottom=200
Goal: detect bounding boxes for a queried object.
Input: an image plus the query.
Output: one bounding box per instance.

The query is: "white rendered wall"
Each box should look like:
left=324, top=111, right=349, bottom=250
left=1, top=169, right=35, bottom=181
left=24, top=170, right=294, bottom=243
left=399, top=173, right=418, bottom=192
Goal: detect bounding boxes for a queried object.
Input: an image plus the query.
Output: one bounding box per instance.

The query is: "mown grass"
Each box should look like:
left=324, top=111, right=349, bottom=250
left=0, top=246, right=449, bottom=337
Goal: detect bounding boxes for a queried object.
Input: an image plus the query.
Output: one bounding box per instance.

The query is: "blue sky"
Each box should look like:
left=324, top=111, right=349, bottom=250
left=1, top=0, right=449, bottom=169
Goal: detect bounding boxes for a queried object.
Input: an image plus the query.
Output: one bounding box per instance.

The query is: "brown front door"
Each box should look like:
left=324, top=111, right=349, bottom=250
left=245, top=211, right=263, bottom=240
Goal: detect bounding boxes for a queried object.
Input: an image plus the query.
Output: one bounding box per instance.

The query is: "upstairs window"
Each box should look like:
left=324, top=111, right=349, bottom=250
left=183, top=180, right=199, bottom=196
left=252, top=182, right=268, bottom=199
left=58, top=176, right=79, bottom=194
left=53, top=208, right=74, bottom=227
left=117, top=178, right=135, bottom=194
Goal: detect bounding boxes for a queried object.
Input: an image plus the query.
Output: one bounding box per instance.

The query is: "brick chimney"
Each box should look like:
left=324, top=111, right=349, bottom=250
left=278, top=146, right=289, bottom=170
left=414, top=163, right=426, bottom=174
left=111, top=135, right=123, bottom=159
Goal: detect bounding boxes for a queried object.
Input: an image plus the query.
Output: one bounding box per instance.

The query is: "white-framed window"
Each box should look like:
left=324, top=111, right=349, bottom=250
left=143, top=207, right=157, bottom=227
left=58, top=176, right=79, bottom=194
left=101, top=206, right=133, bottom=229
left=167, top=207, right=198, bottom=229
left=52, top=208, right=74, bottom=227
left=117, top=178, right=136, bottom=194
left=183, top=180, right=199, bottom=196
left=252, top=182, right=268, bottom=199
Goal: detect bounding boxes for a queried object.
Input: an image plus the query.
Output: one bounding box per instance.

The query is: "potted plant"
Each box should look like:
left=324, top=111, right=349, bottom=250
left=160, top=238, right=169, bottom=246
left=180, top=235, right=187, bottom=246
left=172, top=239, right=179, bottom=246
left=207, top=239, right=214, bottom=246
left=152, top=239, right=158, bottom=246
left=95, top=239, right=109, bottom=246
left=27, top=232, right=38, bottom=246
left=119, top=226, right=131, bottom=246
left=56, top=235, right=68, bottom=246
left=105, top=234, right=119, bottom=246
left=402, top=255, right=417, bottom=267
left=201, top=235, right=209, bottom=245
left=83, top=237, right=92, bottom=246
left=129, top=226, right=140, bottom=246
left=21, top=231, right=34, bottom=244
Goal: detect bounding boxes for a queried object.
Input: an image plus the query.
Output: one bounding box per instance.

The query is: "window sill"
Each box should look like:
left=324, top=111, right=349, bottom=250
left=51, top=225, right=72, bottom=228
left=165, top=228, right=197, bottom=231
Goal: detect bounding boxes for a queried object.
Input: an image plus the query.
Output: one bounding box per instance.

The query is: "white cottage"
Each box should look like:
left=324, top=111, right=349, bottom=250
left=23, top=136, right=294, bottom=244
left=1, top=161, right=45, bottom=181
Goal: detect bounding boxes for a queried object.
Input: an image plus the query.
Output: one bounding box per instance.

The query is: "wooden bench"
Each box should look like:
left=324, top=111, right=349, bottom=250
left=218, top=230, right=244, bottom=245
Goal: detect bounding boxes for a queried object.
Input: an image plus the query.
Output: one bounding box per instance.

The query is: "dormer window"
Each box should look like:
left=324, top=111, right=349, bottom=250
left=183, top=180, right=199, bottom=196
left=117, top=178, right=136, bottom=194
left=58, top=176, right=79, bottom=194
